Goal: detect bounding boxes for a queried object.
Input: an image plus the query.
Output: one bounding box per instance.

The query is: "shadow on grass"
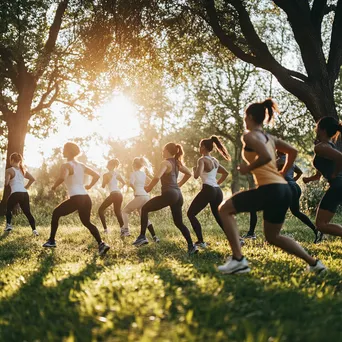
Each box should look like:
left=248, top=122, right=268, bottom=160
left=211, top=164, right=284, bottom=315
left=0, top=254, right=103, bottom=342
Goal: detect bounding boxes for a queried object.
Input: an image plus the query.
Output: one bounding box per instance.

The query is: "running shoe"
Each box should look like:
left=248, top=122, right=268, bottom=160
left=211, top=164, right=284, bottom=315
left=42, top=240, right=56, bottom=248
left=194, top=241, right=207, bottom=249
left=132, top=236, right=149, bottom=246
left=218, top=256, right=250, bottom=274
left=314, top=232, right=324, bottom=244
left=188, top=244, right=199, bottom=255
left=307, top=260, right=327, bottom=274
left=4, top=223, right=13, bottom=232
left=120, top=227, right=130, bottom=237
left=32, top=230, right=39, bottom=236
left=104, top=229, right=109, bottom=234
left=242, top=233, right=256, bottom=240
left=99, top=242, right=110, bottom=256
left=152, top=236, right=160, bottom=243
left=239, top=237, right=245, bottom=246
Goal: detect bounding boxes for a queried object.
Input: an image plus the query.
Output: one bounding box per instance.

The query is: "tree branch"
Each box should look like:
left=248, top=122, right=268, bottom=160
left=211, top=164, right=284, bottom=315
left=0, top=45, right=19, bottom=88
left=327, top=0, right=342, bottom=83
left=311, top=0, right=328, bottom=42
left=35, top=0, right=69, bottom=80
left=31, top=82, right=59, bottom=114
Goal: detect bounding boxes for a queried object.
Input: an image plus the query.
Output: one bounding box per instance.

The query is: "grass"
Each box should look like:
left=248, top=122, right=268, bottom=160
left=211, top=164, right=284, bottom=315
left=0, top=208, right=341, bottom=342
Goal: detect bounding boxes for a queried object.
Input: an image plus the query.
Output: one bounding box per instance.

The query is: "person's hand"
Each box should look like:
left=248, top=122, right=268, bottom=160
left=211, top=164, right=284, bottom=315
left=237, top=164, right=249, bottom=175
left=85, top=185, right=91, bottom=190
left=144, top=185, right=151, bottom=193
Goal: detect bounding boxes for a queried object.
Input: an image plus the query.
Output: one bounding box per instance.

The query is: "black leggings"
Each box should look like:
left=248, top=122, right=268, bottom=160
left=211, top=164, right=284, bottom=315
left=6, top=192, right=36, bottom=230
left=98, top=191, right=124, bottom=230
left=140, top=189, right=193, bottom=246
left=49, top=195, right=102, bottom=244
left=248, top=182, right=316, bottom=235
left=187, top=184, right=223, bottom=242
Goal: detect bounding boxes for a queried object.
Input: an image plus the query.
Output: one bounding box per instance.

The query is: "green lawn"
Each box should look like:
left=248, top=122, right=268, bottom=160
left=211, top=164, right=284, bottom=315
left=0, top=212, right=341, bottom=342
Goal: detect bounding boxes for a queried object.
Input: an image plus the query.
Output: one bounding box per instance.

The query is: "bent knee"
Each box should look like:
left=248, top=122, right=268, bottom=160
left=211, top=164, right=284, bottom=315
left=218, top=199, right=234, bottom=215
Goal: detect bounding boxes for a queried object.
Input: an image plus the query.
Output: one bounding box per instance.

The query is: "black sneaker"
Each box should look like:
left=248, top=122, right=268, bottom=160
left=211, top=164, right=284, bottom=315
left=242, top=233, right=256, bottom=240
left=99, top=242, right=110, bottom=256
left=188, top=244, right=199, bottom=255
left=43, top=240, right=56, bottom=248
left=314, top=232, right=324, bottom=244
left=132, top=236, right=149, bottom=247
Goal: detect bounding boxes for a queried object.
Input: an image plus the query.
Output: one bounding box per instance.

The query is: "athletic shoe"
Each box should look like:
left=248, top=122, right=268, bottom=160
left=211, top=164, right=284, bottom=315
left=104, top=229, right=109, bottom=234
left=314, top=232, right=324, bottom=244
left=239, top=237, right=245, bottom=246
left=307, top=260, right=327, bottom=274
left=32, top=230, right=39, bottom=236
left=132, top=236, right=149, bottom=247
left=194, top=241, right=207, bottom=249
left=42, top=240, right=56, bottom=248
left=4, top=223, right=13, bottom=232
left=152, top=236, right=160, bottom=243
left=218, top=256, right=250, bottom=274
left=242, top=233, right=256, bottom=240
left=120, top=227, right=130, bottom=237
left=99, top=242, right=110, bottom=256
left=188, top=244, right=199, bottom=255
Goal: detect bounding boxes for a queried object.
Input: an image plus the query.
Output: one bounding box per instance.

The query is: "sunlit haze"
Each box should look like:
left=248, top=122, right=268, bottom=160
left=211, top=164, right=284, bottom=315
left=23, top=95, right=140, bottom=168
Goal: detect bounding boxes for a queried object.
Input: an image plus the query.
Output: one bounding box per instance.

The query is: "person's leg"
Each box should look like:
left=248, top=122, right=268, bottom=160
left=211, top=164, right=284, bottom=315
left=134, top=196, right=157, bottom=237
left=6, top=193, right=19, bottom=226
left=49, top=197, right=78, bottom=241
left=187, top=187, right=210, bottom=243
left=112, top=192, right=124, bottom=227
left=98, top=194, right=114, bottom=231
left=139, top=193, right=171, bottom=237
left=18, top=193, right=36, bottom=230
left=289, top=182, right=317, bottom=235
left=78, top=196, right=102, bottom=244
left=209, top=187, right=224, bottom=229
left=263, top=221, right=316, bottom=265
left=170, top=192, right=194, bottom=248
left=122, top=197, right=142, bottom=229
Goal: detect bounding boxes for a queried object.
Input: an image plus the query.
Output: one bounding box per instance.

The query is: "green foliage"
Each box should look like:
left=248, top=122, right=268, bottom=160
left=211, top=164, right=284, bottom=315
left=0, top=209, right=342, bottom=341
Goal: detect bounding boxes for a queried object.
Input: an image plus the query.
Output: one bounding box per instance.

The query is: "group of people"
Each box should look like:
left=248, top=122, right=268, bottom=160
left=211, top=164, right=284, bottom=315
left=4, top=98, right=342, bottom=274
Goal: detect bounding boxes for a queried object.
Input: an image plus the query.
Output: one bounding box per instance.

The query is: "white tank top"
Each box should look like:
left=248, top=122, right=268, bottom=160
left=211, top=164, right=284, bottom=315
left=107, top=171, right=120, bottom=193
left=200, top=156, right=219, bottom=187
left=9, top=167, right=27, bottom=194
left=64, top=161, right=87, bottom=197
left=130, top=170, right=148, bottom=196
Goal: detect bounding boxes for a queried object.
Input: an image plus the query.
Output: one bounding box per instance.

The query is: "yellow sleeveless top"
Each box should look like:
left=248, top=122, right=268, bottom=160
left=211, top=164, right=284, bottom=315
left=242, top=135, right=287, bottom=187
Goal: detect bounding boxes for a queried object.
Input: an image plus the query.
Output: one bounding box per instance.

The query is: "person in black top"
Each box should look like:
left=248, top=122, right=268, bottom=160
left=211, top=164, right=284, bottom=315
left=303, top=116, right=342, bottom=238
left=132, top=142, right=198, bottom=254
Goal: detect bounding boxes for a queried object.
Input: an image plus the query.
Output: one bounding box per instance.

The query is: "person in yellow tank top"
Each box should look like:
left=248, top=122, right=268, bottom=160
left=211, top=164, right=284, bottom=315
left=217, top=99, right=326, bottom=275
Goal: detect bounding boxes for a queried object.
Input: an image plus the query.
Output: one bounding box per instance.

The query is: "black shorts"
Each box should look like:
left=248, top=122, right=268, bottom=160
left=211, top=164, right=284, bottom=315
left=231, top=183, right=291, bottom=224
left=319, top=179, right=342, bottom=213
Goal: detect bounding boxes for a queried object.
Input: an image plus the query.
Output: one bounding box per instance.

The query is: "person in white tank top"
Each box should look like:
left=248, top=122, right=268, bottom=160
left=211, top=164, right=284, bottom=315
left=121, top=157, right=159, bottom=240
left=187, top=136, right=230, bottom=248
left=98, top=158, right=126, bottom=234
left=4, top=152, right=37, bottom=235
left=42, top=142, right=110, bottom=256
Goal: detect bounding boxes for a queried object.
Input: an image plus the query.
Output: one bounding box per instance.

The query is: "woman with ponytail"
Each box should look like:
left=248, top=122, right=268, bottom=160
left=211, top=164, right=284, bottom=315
left=218, top=99, right=325, bottom=274
left=121, top=157, right=159, bottom=241
left=133, top=142, right=198, bottom=254
left=187, top=136, right=229, bottom=247
left=303, top=116, right=342, bottom=239
left=98, top=158, right=126, bottom=235
left=4, top=153, right=37, bottom=235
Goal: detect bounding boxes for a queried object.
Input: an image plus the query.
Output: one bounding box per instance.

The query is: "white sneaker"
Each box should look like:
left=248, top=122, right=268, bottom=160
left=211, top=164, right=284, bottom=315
left=218, top=256, right=250, bottom=274
left=104, top=229, right=109, bottom=234
left=194, top=241, right=207, bottom=249
left=5, top=223, right=13, bottom=232
left=307, top=260, right=327, bottom=274
left=120, top=227, right=130, bottom=237
left=32, top=230, right=39, bottom=236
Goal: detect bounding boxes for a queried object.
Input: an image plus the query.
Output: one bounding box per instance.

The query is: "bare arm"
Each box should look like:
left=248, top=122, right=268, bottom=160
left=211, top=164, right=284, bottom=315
left=24, top=171, right=35, bottom=189
left=315, top=142, right=342, bottom=176
left=193, top=158, right=204, bottom=179
left=145, top=161, right=168, bottom=193
left=303, top=171, right=322, bottom=184
left=52, top=164, right=70, bottom=191
left=84, top=165, right=100, bottom=190
left=293, top=165, right=303, bottom=182
left=217, top=164, right=229, bottom=185
left=4, top=169, right=14, bottom=187
left=178, top=163, right=192, bottom=188
left=117, top=174, right=126, bottom=187
left=274, top=138, right=298, bottom=176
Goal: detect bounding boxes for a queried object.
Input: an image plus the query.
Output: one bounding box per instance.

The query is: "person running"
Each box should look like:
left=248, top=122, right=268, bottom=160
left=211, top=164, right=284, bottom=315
left=218, top=99, right=326, bottom=274
left=303, top=116, right=342, bottom=239
left=244, top=151, right=321, bottom=243
left=4, top=153, right=38, bottom=235
left=98, top=158, right=125, bottom=235
left=121, top=157, right=159, bottom=241
left=133, top=142, right=198, bottom=254
left=187, top=136, right=229, bottom=248
left=43, top=142, right=110, bottom=256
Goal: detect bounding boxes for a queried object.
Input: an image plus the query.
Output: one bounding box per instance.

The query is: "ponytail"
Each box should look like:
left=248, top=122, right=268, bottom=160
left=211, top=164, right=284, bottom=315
left=175, top=144, right=184, bottom=163
left=210, top=135, right=231, bottom=161
left=134, top=156, right=153, bottom=174
left=10, top=152, right=25, bottom=175
left=246, top=98, right=279, bottom=124
left=164, top=142, right=184, bottom=163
